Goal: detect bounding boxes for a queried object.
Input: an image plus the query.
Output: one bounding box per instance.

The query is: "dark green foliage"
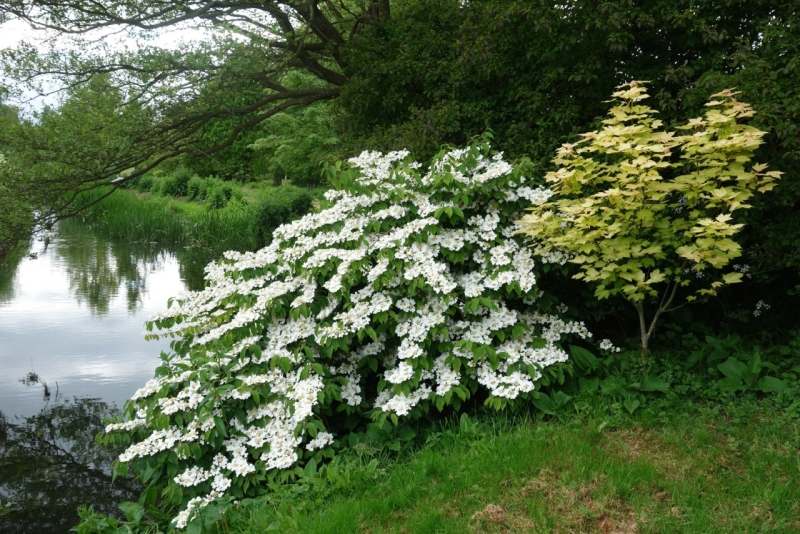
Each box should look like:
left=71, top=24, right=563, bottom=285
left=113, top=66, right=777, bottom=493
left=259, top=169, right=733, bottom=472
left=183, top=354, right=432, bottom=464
left=121, top=174, right=154, bottom=193
left=339, top=0, right=800, bottom=293
left=183, top=175, right=242, bottom=208
left=254, top=186, right=313, bottom=246
left=206, top=182, right=234, bottom=209
left=160, top=168, right=194, bottom=198
left=179, top=113, right=263, bottom=182
left=559, top=329, right=800, bottom=415
left=684, top=9, right=800, bottom=286
left=136, top=176, right=154, bottom=192
left=186, top=175, right=209, bottom=201
left=342, top=0, right=779, bottom=162
left=249, top=102, right=340, bottom=187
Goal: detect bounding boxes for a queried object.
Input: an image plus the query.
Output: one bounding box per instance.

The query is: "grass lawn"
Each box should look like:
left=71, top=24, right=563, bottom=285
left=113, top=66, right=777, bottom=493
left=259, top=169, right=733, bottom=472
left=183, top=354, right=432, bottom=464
left=227, top=399, right=800, bottom=533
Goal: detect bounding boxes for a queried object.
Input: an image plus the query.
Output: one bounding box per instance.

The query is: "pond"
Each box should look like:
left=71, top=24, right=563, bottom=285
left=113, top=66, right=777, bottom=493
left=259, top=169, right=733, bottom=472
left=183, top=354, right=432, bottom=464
left=0, top=221, right=213, bottom=533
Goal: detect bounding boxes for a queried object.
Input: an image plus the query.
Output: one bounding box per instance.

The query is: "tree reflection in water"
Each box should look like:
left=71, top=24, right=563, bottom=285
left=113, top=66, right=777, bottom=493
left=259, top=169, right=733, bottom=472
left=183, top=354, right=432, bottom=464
left=0, top=221, right=217, bottom=532
left=55, top=221, right=211, bottom=314
left=0, top=397, right=141, bottom=534
left=56, top=222, right=167, bottom=315
left=2, top=221, right=212, bottom=316
left=0, top=242, right=28, bottom=305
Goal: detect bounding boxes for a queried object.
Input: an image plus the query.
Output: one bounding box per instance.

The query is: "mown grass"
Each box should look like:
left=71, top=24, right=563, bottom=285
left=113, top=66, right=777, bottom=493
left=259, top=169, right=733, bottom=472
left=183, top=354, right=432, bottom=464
left=224, top=397, right=800, bottom=534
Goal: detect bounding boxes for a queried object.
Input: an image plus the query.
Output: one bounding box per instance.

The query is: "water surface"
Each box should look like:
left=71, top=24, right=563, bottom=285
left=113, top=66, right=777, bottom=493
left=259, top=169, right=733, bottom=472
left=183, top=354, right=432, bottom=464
left=0, top=221, right=210, bottom=532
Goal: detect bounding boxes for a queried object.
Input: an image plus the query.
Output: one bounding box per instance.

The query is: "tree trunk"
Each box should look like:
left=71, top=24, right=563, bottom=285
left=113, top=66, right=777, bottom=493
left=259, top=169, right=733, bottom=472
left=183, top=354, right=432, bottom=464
left=632, top=278, right=681, bottom=368
left=635, top=301, right=649, bottom=366
left=370, top=0, right=391, bottom=20
left=380, top=0, right=391, bottom=20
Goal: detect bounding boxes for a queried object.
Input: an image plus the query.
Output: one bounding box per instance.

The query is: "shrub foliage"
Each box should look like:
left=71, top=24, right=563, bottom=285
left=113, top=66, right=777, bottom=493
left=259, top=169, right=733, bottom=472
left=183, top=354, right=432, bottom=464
left=517, top=83, right=781, bottom=356
left=254, top=186, right=314, bottom=247
left=102, top=142, right=596, bottom=528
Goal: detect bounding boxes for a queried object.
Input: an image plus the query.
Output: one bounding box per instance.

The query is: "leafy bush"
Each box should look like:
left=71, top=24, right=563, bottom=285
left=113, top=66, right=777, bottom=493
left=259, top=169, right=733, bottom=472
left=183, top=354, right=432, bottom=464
left=205, top=183, right=231, bottom=209
left=518, top=82, right=781, bottom=357
left=186, top=176, right=209, bottom=202
left=161, top=168, right=194, bottom=198
left=101, top=142, right=601, bottom=529
left=134, top=175, right=155, bottom=193
left=151, top=180, right=164, bottom=194
left=254, top=186, right=314, bottom=246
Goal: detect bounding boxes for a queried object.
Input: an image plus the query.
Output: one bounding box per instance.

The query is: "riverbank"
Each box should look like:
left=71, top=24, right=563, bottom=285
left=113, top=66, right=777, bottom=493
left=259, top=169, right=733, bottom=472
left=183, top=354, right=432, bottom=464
left=76, top=183, right=323, bottom=256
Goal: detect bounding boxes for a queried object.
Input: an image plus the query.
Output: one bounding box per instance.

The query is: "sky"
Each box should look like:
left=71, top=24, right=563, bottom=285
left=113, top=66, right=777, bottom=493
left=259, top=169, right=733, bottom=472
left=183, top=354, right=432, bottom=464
left=0, top=16, right=210, bottom=51
left=0, top=17, right=210, bottom=111
left=0, top=18, right=43, bottom=50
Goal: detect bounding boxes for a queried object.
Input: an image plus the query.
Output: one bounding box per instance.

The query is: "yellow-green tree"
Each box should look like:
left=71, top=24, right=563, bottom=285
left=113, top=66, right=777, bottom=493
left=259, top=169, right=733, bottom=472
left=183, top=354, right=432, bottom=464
left=517, top=82, right=781, bottom=359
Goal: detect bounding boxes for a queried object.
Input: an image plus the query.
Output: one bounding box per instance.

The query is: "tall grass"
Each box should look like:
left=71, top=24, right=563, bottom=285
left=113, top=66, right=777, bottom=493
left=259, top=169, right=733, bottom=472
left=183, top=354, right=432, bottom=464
left=75, top=188, right=260, bottom=254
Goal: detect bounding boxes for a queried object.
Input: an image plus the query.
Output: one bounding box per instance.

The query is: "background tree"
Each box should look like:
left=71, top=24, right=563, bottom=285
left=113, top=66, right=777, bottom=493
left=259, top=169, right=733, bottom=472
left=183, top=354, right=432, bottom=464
left=340, top=0, right=800, bottom=291
left=0, top=74, right=154, bottom=251
left=249, top=101, right=340, bottom=187
left=0, top=0, right=383, bottom=241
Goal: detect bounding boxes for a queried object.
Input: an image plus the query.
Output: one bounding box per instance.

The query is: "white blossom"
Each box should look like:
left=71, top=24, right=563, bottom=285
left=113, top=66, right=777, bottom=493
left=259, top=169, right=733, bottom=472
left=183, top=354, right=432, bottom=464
left=107, top=144, right=594, bottom=529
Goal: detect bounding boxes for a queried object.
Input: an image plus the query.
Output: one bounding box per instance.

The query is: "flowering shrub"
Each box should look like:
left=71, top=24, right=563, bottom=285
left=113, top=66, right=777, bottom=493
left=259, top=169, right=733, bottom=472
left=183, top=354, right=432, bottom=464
left=102, top=141, right=595, bottom=529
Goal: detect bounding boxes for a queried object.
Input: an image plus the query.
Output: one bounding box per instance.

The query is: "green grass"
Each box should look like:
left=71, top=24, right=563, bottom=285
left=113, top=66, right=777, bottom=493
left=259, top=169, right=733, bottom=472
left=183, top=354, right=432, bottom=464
left=75, top=182, right=328, bottom=255
left=241, top=182, right=329, bottom=204
left=76, top=188, right=261, bottom=254
left=225, top=398, right=800, bottom=533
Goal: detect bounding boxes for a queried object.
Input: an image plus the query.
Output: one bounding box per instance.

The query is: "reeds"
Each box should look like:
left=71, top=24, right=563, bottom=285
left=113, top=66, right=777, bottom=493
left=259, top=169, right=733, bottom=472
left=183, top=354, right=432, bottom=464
left=75, top=188, right=260, bottom=254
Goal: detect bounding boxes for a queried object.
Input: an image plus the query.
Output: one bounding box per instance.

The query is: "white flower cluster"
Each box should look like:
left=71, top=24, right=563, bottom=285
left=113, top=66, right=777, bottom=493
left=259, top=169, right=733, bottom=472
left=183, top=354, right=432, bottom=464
left=599, top=339, right=621, bottom=353
left=753, top=300, right=770, bottom=317
left=733, top=263, right=753, bottom=280
left=109, top=143, right=593, bottom=529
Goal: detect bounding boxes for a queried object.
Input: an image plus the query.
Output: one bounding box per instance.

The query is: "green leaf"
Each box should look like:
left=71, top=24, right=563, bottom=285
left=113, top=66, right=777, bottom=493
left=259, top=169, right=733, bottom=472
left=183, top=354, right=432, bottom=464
left=186, top=519, right=203, bottom=534
left=398, top=425, right=416, bottom=442
left=307, top=422, right=318, bottom=438
left=722, top=272, right=743, bottom=284
left=757, top=376, right=789, bottom=393
left=639, top=376, right=670, bottom=392
left=623, top=398, right=640, bottom=414
left=532, top=393, right=556, bottom=414
left=552, top=391, right=573, bottom=407
left=366, top=326, right=378, bottom=342
left=569, top=345, right=598, bottom=371
left=718, top=357, right=747, bottom=380
left=304, top=457, right=317, bottom=477
left=717, top=376, right=744, bottom=392
left=214, top=417, right=228, bottom=438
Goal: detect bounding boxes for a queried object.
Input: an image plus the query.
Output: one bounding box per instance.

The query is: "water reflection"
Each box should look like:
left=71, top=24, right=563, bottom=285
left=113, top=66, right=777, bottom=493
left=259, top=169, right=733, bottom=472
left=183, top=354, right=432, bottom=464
left=0, top=220, right=217, bottom=532
left=0, top=397, right=141, bottom=534
left=0, top=243, right=27, bottom=305
left=56, top=222, right=174, bottom=316
left=177, top=248, right=213, bottom=292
